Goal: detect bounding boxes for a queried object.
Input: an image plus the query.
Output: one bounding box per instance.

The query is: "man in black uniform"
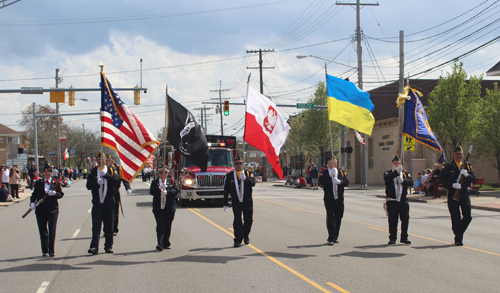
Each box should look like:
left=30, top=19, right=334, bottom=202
left=30, top=165, right=64, bottom=257
left=105, top=154, right=132, bottom=236
left=439, top=146, right=475, bottom=246
left=384, top=155, right=413, bottom=245
left=150, top=166, right=178, bottom=251
left=86, top=152, right=119, bottom=254
left=319, top=156, right=349, bottom=245
left=223, top=155, right=256, bottom=247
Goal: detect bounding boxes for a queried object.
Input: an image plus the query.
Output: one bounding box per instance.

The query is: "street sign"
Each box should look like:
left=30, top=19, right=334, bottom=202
left=70, top=148, right=76, bottom=157
left=50, top=151, right=56, bottom=159
left=405, top=145, right=415, bottom=152
left=403, top=135, right=416, bottom=147
left=296, top=103, right=314, bottom=109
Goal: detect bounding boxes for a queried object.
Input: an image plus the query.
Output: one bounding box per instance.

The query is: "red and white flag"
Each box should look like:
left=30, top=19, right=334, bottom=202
left=100, top=73, right=159, bottom=182
left=244, top=85, right=290, bottom=179
left=63, top=148, right=69, bottom=161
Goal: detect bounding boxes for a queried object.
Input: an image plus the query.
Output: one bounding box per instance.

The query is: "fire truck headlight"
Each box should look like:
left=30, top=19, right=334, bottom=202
left=185, top=179, right=193, bottom=185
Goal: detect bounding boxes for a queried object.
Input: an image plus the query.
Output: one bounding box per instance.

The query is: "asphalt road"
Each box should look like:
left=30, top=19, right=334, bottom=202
left=1, top=180, right=500, bottom=293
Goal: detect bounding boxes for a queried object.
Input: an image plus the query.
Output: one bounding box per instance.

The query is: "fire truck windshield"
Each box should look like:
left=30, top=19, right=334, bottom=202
left=182, top=149, right=234, bottom=168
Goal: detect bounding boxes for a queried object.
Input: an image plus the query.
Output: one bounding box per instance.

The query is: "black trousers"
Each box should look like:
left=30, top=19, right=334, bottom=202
left=90, top=198, right=115, bottom=250
left=153, top=210, right=175, bottom=248
left=387, top=200, right=410, bottom=242
left=113, top=192, right=121, bottom=233
left=232, top=202, right=253, bottom=243
left=36, top=209, right=58, bottom=254
left=324, top=199, right=338, bottom=242
left=10, top=184, right=19, bottom=198
left=447, top=195, right=472, bottom=243
left=29, top=175, right=34, bottom=188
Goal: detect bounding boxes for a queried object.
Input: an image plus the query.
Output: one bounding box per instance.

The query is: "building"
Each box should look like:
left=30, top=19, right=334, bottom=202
left=0, top=122, right=27, bottom=167
left=345, top=79, right=500, bottom=186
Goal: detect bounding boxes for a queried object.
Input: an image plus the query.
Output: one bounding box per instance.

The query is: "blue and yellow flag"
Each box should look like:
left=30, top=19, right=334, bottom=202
left=326, top=74, right=375, bottom=135
left=402, top=86, right=445, bottom=164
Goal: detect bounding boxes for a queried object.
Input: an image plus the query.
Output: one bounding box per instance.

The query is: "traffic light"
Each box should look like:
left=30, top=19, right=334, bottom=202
left=134, top=85, right=140, bottom=105
left=223, top=100, right=229, bottom=116
left=68, top=86, right=75, bottom=106
left=345, top=146, right=353, bottom=153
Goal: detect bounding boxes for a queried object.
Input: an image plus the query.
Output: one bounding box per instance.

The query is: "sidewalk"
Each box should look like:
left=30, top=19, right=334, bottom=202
left=0, top=187, right=31, bottom=207
left=270, top=180, right=500, bottom=212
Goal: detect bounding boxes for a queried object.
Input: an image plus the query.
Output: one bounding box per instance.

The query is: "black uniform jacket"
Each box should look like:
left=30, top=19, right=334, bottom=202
left=150, top=178, right=178, bottom=213
left=439, top=160, right=475, bottom=198
left=319, top=168, right=349, bottom=202
left=30, top=178, right=64, bottom=213
left=86, top=166, right=120, bottom=204
left=384, top=169, right=413, bottom=201
left=223, top=170, right=256, bottom=206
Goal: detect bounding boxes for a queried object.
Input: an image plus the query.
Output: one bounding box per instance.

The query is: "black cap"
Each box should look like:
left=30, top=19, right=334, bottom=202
left=453, top=146, right=463, bottom=152
left=95, top=151, right=104, bottom=158
left=234, top=155, right=242, bottom=161
left=392, top=155, right=400, bottom=162
left=106, top=154, right=114, bottom=160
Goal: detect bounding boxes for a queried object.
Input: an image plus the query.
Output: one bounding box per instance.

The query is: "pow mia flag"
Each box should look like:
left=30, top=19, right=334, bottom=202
left=167, top=95, right=209, bottom=171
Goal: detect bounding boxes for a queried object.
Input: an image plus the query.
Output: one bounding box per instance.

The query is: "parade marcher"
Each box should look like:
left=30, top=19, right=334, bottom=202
left=319, top=156, right=349, bottom=245
left=439, top=146, right=476, bottom=246
left=106, top=154, right=132, bottom=236
left=223, top=155, right=256, bottom=247
left=86, top=152, right=119, bottom=254
left=30, top=165, right=64, bottom=257
left=384, top=155, right=413, bottom=245
left=150, top=166, right=178, bottom=251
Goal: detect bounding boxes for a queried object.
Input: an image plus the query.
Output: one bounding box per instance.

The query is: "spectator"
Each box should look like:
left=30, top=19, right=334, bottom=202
left=0, top=184, right=13, bottom=202
left=28, top=163, right=36, bottom=190
left=431, top=163, right=442, bottom=199
left=309, top=163, right=319, bottom=190
left=422, top=169, right=433, bottom=195
left=413, top=172, right=423, bottom=194
left=9, top=167, right=21, bottom=199
left=22, top=165, right=28, bottom=181
left=282, top=164, right=289, bottom=184
left=52, top=167, right=59, bottom=180
left=294, top=176, right=307, bottom=188
left=1, top=165, right=10, bottom=191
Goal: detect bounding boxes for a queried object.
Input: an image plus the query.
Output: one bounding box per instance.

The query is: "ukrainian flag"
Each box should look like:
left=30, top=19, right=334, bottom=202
left=326, top=74, right=375, bottom=135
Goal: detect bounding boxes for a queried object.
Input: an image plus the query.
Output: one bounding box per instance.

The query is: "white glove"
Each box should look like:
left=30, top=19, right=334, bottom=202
left=98, top=179, right=104, bottom=186
left=223, top=206, right=228, bottom=212
left=241, top=172, right=246, bottom=181
left=99, top=166, right=107, bottom=176
left=161, top=190, right=167, bottom=196
left=159, top=183, right=167, bottom=190
left=397, top=177, right=404, bottom=183
left=48, top=190, right=56, bottom=196
left=332, top=178, right=341, bottom=185
left=30, top=202, right=35, bottom=210
left=396, top=166, right=403, bottom=173
left=126, top=189, right=132, bottom=194
left=460, top=169, right=468, bottom=177
left=452, top=183, right=461, bottom=189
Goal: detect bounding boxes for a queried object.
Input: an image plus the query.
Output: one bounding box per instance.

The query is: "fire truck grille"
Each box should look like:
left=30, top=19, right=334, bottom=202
left=196, top=173, right=226, bottom=188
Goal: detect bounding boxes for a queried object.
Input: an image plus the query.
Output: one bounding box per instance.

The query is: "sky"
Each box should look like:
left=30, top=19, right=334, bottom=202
left=1, top=0, right=499, bottom=141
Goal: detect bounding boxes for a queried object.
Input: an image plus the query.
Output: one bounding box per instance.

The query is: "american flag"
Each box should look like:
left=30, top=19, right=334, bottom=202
left=100, top=73, right=159, bottom=182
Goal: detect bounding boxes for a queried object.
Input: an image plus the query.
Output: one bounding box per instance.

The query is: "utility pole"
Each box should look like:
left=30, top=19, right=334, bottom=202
left=247, top=49, right=274, bottom=182
left=195, top=106, right=213, bottom=134
left=55, top=68, right=62, bottom=169
left=210, top=80, right=229, bottom=135
left=336, top=0, right=379, bottom=188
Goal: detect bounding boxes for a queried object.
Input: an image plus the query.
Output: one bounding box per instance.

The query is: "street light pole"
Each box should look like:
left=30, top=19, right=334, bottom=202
left=55, top=68, right=62, bottom=169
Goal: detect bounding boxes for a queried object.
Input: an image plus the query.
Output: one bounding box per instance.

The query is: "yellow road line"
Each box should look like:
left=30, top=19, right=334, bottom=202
left=326, top=282, right=350, bottom=293
left=255, top=197, right=500, bottom=257
left=187, top=208, right=338, bottom=293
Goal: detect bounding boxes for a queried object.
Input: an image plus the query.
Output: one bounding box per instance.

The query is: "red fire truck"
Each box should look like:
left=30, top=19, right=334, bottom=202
left=171, top=135, right=237, bottom=207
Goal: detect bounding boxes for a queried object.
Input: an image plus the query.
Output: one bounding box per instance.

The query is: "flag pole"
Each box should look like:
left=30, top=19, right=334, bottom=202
left=163, top=85, right=168, bottom=167
left=325, top=63, right=335, bottom=161
left=99, top=62, right=104, bottom=171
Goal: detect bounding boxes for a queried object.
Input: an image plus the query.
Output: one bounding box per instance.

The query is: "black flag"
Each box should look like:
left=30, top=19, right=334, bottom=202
left=167, top=95, right=209, bottom=171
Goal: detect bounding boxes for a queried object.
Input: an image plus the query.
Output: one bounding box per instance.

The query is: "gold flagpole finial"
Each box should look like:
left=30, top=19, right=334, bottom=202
left=99, top=62, right=104, bottom=73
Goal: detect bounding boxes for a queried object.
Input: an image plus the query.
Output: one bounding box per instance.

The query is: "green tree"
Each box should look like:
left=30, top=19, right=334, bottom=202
left=475, top=83, right=500, bottom=181
left=62, top=125, right=101, bottom=168
left=426, top=62, right=482, bottom=159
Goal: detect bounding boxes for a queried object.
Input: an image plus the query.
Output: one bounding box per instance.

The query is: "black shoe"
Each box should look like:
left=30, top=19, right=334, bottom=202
left=88, top=248, right=98, bottom=255
left=49, top=253, right=55, bottom=257
left=327, top=241, right=334, bottom=246
left=244, top=237, right=250, bottom=245
left=105, top=248, right=114, bottom=253
left=113, top=232, right=117, bottom=236
left=400, top=240, right=411, bottom=244
left=42, top=253, right=48, bottom=257
left=233, top=242, right=243, bottom=247
left=333, top=239, right=339, bottom=243
left=455, top=242, right=463, bottom=246
left=156, top=245, right=163, bottom=251
left=388, top=240, right=396, bottom=245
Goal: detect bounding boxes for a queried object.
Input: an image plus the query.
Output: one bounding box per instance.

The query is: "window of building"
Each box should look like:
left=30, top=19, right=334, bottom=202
left=368, top=138, right=374, bottom=169
left=347, top=141, right=351, bottom=169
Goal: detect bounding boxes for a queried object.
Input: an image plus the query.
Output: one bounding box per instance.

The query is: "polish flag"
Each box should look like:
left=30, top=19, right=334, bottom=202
left=63, top=148, right=69, bottom=161
left=244, top=85, right=290, bottom=179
